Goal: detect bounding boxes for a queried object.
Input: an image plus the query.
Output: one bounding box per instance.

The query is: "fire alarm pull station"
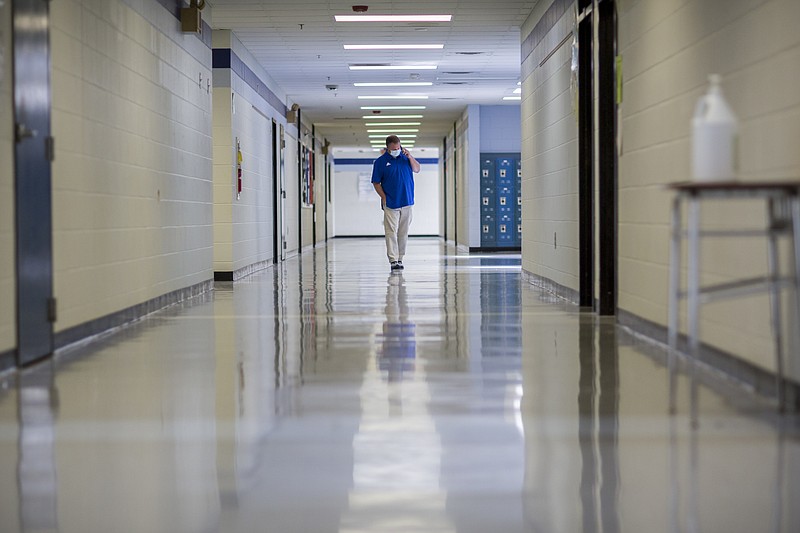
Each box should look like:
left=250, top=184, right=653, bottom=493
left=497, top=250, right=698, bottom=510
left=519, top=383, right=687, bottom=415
left=236, top=139, right=243, bottom=200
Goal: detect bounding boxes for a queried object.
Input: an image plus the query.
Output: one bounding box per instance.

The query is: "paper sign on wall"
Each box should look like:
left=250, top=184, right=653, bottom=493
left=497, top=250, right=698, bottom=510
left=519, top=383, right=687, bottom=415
left=358, top=172, right=373, bottom=200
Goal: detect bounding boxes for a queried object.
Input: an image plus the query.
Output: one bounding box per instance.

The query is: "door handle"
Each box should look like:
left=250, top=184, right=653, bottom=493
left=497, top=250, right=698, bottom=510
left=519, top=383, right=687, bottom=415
left=15, top=123, right=38, bottom=142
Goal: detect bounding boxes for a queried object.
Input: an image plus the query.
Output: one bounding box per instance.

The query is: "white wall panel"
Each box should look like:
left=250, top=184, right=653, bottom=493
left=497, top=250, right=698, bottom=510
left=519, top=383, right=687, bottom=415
left=331, top=149, right=441, bottom=238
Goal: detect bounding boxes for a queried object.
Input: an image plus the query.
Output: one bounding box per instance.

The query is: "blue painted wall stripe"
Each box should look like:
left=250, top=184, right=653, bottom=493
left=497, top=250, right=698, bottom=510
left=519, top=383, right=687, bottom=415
left=213, top=48, right=287, bottom=117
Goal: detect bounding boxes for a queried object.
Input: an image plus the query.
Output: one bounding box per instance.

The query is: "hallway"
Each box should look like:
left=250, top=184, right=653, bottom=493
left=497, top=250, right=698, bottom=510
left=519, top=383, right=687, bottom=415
left=0, top=238, right=798, bottom=533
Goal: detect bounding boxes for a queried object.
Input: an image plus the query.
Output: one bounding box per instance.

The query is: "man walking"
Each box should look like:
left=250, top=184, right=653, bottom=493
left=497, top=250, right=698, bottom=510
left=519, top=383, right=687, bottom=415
left=372, top=135, right=421, bottom=271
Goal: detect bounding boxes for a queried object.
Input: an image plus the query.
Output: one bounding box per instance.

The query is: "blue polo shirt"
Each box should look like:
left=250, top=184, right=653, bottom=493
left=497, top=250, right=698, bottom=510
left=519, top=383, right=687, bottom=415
left=371, top=152, right=415, bottom=209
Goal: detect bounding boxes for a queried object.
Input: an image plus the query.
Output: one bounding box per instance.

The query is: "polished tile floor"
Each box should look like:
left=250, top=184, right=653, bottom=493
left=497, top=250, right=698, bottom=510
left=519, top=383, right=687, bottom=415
left=0, top=238, right=799, bottom=533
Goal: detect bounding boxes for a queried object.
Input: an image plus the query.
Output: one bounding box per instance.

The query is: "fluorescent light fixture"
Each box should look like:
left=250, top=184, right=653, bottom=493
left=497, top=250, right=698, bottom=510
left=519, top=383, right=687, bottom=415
left=335, top=14, right=452, bottom=22
left=364, top=122, right=421, bottom=126
left=345, top=44, right=444, bottom=50
left=354, top=82, right=432, bottom=87
left=350, top=65, right=437, bottom=70
left=369, top=134, right=417, bottom=138
left=358, top=95, right=428, bottom=100
left=513, top=88, right=521, bottom=94
left=503, top=96, right=521, bottom=101
left=367, top=129, right=419, bottom=133
left=361, top=106, right=426, bottom=110
left=363, top=114, right=424, bottom=119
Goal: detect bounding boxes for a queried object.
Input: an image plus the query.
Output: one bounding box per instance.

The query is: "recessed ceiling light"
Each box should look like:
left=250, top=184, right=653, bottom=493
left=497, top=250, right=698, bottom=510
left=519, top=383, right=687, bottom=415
left=369, top=134, right=417, bottom=138
left=363, top=114, right=424, bottom=119
left=361, top=106, right=427, bottom=110
left=367, top=129, right=419, bottom=133
left=349, top=65, right=437, bottom=71
left=335, top=14, right=452, bottom=22
left=344, top=44, right=444, bottom=50
left=354, top=82, right=433, bottom=87
left=503, top=96, right=521, bottom=101
left=358, top=95, right=428, bottom=100
left=364, top=122, right=422, bottom=126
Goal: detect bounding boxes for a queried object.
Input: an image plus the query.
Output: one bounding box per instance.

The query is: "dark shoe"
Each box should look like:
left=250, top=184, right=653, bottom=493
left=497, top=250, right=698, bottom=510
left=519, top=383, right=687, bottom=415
left=396, top=261, right=404, bottom=270
left=390, top=261, right=402, bottom=271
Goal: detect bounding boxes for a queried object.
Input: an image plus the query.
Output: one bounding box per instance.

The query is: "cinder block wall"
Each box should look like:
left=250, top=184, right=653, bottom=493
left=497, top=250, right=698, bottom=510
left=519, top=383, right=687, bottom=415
left=616, top=0, right=800, bottom=375
left=520, top=2, right=579, bottom=292
left=51, top=0, right=213, bottom=332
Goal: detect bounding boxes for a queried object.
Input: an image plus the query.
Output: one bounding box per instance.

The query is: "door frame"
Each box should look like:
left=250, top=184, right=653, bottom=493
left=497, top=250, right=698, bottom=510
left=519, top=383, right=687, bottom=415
left=578, top=0, right=594, bottom=308
left=13, top=0, right=54, bottom=365
left=597, top=0, right=617, bottom=316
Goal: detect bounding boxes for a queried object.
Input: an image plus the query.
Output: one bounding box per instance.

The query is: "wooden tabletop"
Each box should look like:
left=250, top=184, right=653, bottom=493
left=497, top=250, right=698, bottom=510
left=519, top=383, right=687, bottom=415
left=668, top=180, right=800, bottom=192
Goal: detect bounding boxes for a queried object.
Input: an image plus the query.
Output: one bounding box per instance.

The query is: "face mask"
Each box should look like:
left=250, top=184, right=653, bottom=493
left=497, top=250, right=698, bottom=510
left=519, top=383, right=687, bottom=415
left=389, top=149, right=401, bottom=158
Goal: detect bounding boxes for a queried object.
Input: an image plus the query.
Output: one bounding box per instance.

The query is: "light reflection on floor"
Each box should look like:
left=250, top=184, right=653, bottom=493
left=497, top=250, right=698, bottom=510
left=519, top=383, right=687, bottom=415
left=0, top=238, right=798, bottom=533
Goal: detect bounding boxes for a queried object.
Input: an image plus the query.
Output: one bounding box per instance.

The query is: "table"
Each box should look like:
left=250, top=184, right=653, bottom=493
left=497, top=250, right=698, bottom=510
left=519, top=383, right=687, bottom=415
left=667, top=181, right=800, bottom=412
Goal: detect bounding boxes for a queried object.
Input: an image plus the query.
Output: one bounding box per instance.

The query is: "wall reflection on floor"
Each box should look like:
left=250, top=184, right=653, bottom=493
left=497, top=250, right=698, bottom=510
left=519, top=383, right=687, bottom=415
left=17, top=363, right=59, bottom=532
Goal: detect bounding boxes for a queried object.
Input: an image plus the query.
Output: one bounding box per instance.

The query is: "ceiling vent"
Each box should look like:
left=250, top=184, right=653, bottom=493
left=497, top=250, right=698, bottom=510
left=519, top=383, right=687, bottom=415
left=454, top=51, right=485, bottom=56
left=442, top=71, right=475, bottom=75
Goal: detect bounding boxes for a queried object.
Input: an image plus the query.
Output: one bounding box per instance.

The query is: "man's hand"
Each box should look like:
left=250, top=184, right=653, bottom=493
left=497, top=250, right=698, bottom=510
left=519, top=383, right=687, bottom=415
left=404, top=148, right=421, bottom=173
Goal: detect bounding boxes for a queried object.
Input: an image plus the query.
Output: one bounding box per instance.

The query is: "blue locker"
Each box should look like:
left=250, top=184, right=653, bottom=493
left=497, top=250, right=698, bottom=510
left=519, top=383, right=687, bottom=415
left=496, top=158, right=516, bottom=246
left=480, top=158, right=497, bottom=246
left=515, top=159, right=522, bottom=245
left=479, top=153, right=521, bottom=249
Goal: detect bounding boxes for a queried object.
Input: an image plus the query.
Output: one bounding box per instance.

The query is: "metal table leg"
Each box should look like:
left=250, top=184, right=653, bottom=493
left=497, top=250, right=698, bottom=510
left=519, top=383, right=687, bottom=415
left=668, top=195, right=682, bottom=414
left=792, top=196, right=800, bottom=408
left=687, top=197, right=700, bottom=426
left=767, top=199, right=785, bottom=411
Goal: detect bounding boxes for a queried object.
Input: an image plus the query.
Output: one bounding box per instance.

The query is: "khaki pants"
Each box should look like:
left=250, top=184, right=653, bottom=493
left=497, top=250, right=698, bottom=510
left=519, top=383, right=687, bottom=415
left=383, top=205, right=413, bottom=263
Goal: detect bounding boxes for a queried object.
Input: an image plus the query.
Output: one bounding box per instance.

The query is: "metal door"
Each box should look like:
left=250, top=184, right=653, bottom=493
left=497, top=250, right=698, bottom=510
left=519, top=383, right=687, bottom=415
left=278, top=123, right=287, bottom=261
left=13, top=0, right=53, bottom=365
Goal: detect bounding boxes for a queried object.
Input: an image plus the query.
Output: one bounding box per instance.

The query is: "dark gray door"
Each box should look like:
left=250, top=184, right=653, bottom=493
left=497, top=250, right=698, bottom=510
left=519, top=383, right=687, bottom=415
left=14, top=0, right=53, bottom=364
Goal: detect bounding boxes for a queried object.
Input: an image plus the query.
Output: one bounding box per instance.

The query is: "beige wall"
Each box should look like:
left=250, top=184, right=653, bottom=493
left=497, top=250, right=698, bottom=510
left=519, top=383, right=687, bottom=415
left=0, top=0, right=13, bottom=353
left=314, top=142, right=327, bottom=244
left=520, top=3, right=579, bottom=292
left=284, top=132, right=300, bottom=255
left=617, top=0, right=800, bottom=374
left=443, top=130, right=456, bottom=244
left=455, top=112, right=470, bottom=249
left=50, top=0, right=213, bottom=332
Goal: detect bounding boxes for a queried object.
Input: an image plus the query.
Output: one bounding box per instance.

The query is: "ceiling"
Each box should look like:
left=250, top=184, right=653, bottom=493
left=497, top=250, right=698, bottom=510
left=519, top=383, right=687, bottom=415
left=207, top=1, right=539, bottom=149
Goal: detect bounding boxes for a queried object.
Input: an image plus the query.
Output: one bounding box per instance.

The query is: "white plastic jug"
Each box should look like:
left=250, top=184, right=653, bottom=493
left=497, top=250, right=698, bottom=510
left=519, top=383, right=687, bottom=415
left=691, top=74, right=738, bottom=182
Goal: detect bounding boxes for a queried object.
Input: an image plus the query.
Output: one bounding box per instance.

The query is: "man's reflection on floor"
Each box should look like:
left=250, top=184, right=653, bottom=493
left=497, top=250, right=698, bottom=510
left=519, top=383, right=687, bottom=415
left=377, top=272, right=416, bottom=383
left=17, top=363, right=59, bottom=532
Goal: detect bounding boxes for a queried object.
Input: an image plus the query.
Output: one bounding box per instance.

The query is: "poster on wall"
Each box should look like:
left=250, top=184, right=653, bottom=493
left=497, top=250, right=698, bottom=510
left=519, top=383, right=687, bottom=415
left=302, top=146, right=314, bottom=206
left=357, top=172, right=373, bottom=200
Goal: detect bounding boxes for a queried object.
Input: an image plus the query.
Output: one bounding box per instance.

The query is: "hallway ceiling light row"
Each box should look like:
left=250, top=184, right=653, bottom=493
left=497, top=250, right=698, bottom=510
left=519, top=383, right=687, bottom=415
left=336, top=11, right=454, bottom=148
left=344, top=44, right=444, bottom=50
left=210, top=2, right=529, bottom=147
left=354, top=82, right=433, bottom=87
left=348, top=65, right=437, bottom=71
left=334, top=14, right=453, bottom=22
left=364, top=122, right=422, bottom=126
left=362, top=115, right=424, bottom=119
left=357, top=96, right=429, bottom=100
left=360, top=106, right=427, bottom=110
